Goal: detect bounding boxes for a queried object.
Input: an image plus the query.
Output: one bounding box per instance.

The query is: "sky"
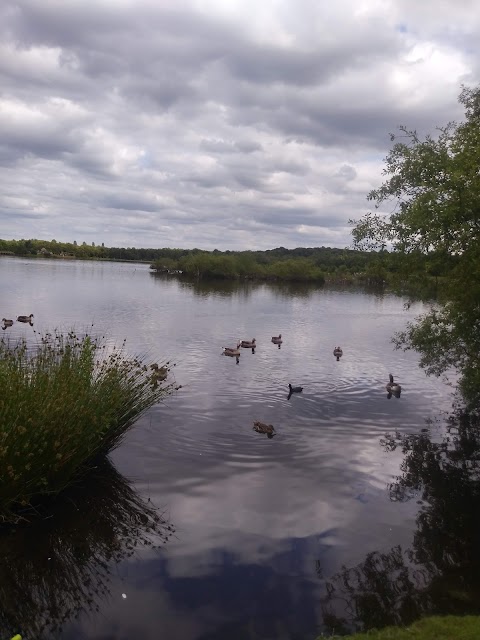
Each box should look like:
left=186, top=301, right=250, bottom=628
left=1, top=0, right=479, bottom=251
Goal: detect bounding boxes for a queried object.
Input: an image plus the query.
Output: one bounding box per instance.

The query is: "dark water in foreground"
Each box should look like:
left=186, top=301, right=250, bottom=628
left=1, top=257, right=477, bottom=639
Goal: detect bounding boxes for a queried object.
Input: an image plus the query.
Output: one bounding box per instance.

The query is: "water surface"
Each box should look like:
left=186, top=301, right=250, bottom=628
left=0, top=257, right=460, bottom=639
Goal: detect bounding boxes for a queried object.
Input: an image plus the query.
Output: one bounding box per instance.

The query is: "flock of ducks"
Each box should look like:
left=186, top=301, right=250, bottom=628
left=222, top=335, right=402, bottom=438
left=221, top=334, right=390, bottom=438
left=2, top=316, right=402, bottom=438
left=2, top=314, right=34, bottom=329
left=222, top=335, right=284, bottom=361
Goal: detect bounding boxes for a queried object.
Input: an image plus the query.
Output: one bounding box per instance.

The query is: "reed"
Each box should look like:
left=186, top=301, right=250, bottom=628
left=0, top=330, right=176, bottom=522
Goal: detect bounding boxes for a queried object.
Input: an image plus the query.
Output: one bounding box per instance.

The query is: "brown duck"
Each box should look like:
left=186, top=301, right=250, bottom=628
left=253, top=421, right=276, bottom=438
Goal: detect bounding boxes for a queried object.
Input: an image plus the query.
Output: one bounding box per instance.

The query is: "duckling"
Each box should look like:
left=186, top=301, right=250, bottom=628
left=253, top=421, right=276, bottom=438
left=271, top=334, right=282, bottom=345
left=385, top=373, right=401, bottom=398
left=241, top=338, right=256, bottom=349
left=333, top=346, right=343, bottom=361
left=288, top=383, right=303, bottom=393
left=1, top=318, right=13, bottom=328
left=17, top=314, right=34, bottom=323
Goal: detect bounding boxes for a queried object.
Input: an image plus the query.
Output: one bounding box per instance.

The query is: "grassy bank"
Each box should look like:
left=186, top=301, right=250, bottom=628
left=0, top=330, right=176, bottom=523
left=319, top=615, right=480, bottom=639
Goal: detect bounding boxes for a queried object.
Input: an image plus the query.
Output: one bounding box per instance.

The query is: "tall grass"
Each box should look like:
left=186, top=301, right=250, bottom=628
left=0, top=330, right=177, bottom=522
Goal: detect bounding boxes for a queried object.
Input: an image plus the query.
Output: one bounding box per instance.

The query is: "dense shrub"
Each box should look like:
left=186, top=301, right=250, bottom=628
left=0, top=330, right=175, bottom=522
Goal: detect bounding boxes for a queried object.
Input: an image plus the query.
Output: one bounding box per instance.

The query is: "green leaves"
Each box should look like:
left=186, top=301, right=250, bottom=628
left=351, top=86, right=480, bottom=407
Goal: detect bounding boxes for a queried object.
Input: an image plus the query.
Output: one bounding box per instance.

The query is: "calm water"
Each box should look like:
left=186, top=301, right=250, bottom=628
left=0, top=257, right=465, bottom=639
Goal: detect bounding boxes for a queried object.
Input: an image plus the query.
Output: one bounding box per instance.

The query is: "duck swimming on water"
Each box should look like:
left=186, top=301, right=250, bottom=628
left=288, top=383, right=303, bottom=393
left=223, top=343, right=241, bottom=357
left=253, top=421, right=276, bottom=438
left=17, top=314, right=34, bottom=323
left=333, top=346, right=343, bottom=361
left=385, top=373, right=401, bottom=398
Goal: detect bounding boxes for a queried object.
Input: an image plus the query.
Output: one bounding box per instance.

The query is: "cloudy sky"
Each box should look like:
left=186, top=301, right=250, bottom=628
left=1, top=0, right=478, bottom=250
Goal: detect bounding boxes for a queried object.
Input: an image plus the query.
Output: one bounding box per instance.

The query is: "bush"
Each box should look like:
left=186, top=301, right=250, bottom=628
left=0, top=330, right=176, bottom=522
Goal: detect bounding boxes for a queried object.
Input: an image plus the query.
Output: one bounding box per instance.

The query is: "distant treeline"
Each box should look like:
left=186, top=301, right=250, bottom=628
left=0, top=237, right=455, bottom=288
left=150, top=245, right=456, bottom=290
left=0, top=237, right=161, bottom=262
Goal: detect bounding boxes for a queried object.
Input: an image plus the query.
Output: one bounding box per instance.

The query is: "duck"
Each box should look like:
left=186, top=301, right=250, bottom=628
left=241, top=338, right=256, bottom=349
left=253, top=421, right=276, bottom=438
left=333, top=346, right=343, bottom=361
left=1, top=318, right=13, bottom=327
left=271, top=334, right=283, bottom=345
left=223, top=343, right=241, bottom=357
left=288, top=383, right=303, bottom=393
left=17, top=314, right=34, bottom=323
left=150, top=363, right=168, bottom=381
left=385, top=373, right=401, bottom=398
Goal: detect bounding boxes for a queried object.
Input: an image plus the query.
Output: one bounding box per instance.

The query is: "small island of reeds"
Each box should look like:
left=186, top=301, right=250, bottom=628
left=0, top=330, right=176, bottom=524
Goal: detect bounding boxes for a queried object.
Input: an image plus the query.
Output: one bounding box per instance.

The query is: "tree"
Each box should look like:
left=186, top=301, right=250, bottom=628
left=350, top=86, right=480, bottom=406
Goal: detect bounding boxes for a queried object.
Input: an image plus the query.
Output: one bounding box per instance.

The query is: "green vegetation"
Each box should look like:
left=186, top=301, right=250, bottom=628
left=158, top=250, right=329, bottom=282
left=1, top=236, right=443, bottom=287
left=351, top=85, right=480, bottom=406
left=152, top=244, right=451, bottom=288
left=0, top=237, right=162, bottom=262
left=0, top=237, right=375, bottom=283
left=152, top=246, right=395, bottom=284
left=0, top=330, right=175, bottom=523
left=318, top=615, right=480, bottom=639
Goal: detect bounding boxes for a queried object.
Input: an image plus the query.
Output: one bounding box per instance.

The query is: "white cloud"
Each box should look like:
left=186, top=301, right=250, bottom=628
left=0, top=0, right=478, bottom=249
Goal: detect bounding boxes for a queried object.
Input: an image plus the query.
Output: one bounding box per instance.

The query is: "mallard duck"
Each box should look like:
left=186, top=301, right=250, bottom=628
left=333, top=346, right=343, bottom=361
left=17, top=314, right=34, bottom=323
left=271, top=334, right=282, bottom=344
left=253, top=421, right=276, bottom=438
left=385, top=373, right=401, bottom=398
left=1, top=318, right=13, bottom=327
left=241, top=338, right=256, bottom=349
left=289, top=383, right=303, bottom=393
left=223, top=342, right=241, bottom=357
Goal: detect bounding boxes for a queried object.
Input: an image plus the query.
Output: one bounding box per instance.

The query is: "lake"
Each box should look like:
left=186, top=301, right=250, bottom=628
left=0, top=257, right=469, bottom=639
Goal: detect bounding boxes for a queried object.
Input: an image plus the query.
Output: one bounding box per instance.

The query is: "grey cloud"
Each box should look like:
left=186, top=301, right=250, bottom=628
left=0, top=209, right=49, bottom=219
left=234, top=140, right=262, bottom=153
left=99, top=194, right=165, bottom=213
left=1, top=132, right=77, bottom=162
left=335, top=164, right=357, bottom=181
left=200, top=139, right=236, bottom=154
left=252, top=207, right=318, bottom=227
left=232, top=171, right=267, bottom=190
left=0, top=0, right=477, bottom=250
left=199, top=138, right=262, bottom=155
left=4, top=1, right=127, bottom=49
left=271, top=158, right=310, bottom=176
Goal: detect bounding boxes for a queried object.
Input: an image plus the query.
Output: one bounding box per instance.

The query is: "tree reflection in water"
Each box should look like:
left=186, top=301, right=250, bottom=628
left=0, top=458, right=175, bottom=639
left=321, top=406, right=480, bottom=634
